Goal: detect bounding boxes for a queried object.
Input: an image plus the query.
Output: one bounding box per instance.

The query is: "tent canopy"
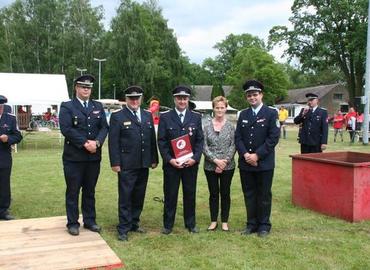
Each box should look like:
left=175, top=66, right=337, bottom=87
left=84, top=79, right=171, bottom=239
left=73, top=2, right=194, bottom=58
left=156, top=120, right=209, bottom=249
left=0, top=73, right=69, bottom=106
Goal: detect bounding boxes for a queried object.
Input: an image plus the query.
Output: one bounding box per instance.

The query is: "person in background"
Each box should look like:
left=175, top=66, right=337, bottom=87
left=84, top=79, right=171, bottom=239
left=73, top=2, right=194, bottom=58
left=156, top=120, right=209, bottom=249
left=294, top=93, right=328, bottom=153
left=108, top=86, right=158, bottom=241
left=235, top=80, right=280, bottom=237
left=59, top=74, right=108, bottom=236
left=157, top=85, right=204, bottom=235
left=345, top=107, right=357, bottom=143
left=203, top=96, right=236, bottom=232
left=278, top=106, right=289, bottom=139
left=333, top=110, right=344, bottom=142
left=0, top=95, right=23, bottom=220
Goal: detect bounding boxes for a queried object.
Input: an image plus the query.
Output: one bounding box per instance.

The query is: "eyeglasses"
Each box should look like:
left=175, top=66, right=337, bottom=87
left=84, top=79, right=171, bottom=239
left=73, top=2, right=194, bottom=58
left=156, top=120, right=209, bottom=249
left=246, top=93, right=260, bottom=98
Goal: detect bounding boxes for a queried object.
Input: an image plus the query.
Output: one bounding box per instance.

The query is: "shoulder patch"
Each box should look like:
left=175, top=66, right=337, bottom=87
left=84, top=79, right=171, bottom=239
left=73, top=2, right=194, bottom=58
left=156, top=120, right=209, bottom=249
left=112, top=108, right=122, bottom=114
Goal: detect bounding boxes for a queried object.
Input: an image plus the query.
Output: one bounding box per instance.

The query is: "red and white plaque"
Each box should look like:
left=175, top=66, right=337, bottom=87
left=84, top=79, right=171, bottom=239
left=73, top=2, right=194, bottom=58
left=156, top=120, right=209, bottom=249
left=171, top=134, right=193, bottom=163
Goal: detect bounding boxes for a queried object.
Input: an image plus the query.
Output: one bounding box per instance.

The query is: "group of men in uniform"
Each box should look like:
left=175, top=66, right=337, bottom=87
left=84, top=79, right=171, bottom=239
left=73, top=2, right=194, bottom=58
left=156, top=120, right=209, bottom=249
left=0, top=75, right=328, bottom=241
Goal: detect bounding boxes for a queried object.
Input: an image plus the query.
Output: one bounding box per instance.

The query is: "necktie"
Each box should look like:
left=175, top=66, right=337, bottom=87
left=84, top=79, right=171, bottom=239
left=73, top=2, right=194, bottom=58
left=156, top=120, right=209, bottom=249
left=252, top=111, right=256, bottom=117
left=83, top=101, right=87, bottom=109
left=179, top=113, right=184, bottom=123
left=133, top=110, right=140, bottom=123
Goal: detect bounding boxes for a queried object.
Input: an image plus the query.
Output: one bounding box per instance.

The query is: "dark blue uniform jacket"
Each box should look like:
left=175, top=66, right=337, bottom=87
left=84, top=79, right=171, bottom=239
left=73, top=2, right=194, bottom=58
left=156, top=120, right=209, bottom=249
left=294, top=107, right=328, bottom=146
left=108, top=107, right=158, bottom=170
left=235, top=105, right=280, bottom=171
left=158, top=109, right=203, bottom=165
left=0, top=113, right=22, bottom=168
left=59, top=98, right=108, bottom=162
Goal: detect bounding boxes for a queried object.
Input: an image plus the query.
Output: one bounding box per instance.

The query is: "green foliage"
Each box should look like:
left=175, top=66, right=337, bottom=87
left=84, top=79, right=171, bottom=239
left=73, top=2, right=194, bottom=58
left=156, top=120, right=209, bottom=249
left=203, top=33, right=266, bottom=85
left=226, top=47, right=289, bottom=110
left=105, top=0, right=184, bottom=106
left=268, top=0, right=368, bottom=101
left=284, top=64, right=344, bottom=89
left=180, top=56, right=213, bottom=85
left=211, top=84, right=224, bottom=100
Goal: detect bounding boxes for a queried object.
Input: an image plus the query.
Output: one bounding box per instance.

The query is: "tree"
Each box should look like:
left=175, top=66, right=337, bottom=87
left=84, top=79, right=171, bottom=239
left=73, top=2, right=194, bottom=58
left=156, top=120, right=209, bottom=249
left=268, top=0, right=368, bottom=101
left=105, top=0, right=184, bottom=106
left=180, top=56, right=213, bottom=85
left=226, top=47, right=289, bottom=110
left=284, top=64, right=344, bottom=89
left=211, top=84, right=224, bottom=100
left=203, top=33, right=266, bottom=85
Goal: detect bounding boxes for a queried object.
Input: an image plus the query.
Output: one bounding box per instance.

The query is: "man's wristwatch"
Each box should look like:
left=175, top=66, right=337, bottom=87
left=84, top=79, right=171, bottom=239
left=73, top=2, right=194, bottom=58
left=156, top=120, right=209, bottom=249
left=95, top=140, right=101, bottom=148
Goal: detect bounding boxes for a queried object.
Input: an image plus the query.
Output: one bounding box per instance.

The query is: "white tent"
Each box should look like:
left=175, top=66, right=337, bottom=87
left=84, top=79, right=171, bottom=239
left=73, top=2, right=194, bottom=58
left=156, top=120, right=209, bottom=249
left=0, top=72, right=69, bottom=113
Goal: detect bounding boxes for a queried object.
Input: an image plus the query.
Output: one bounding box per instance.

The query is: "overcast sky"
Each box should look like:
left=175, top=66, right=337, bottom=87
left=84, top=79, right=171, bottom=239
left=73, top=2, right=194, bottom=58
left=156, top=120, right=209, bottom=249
left=0, top=0, right=293, bottom=64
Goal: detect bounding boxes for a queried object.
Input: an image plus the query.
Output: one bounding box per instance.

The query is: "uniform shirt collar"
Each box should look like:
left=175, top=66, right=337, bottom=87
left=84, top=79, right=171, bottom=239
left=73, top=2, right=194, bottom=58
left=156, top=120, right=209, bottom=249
left=312, top=106, right=318, bottom=112
left=76, top=97, right=89, bottom=107
left=175, top=108, right=186, bottom=117
left=252, top=103, right=263, bottom=115
left=127, top=106, right=141, bottom=118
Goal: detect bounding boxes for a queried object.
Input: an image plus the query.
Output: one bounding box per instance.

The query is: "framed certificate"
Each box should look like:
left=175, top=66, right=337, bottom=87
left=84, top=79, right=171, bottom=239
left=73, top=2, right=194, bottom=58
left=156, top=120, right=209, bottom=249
left=171, top=134, right=193, bottom=163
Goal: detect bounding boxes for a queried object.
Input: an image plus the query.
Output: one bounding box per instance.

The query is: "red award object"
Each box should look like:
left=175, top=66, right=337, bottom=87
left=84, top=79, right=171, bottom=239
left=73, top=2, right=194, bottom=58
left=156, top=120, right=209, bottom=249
left=171, top=134, right=193, bottom=163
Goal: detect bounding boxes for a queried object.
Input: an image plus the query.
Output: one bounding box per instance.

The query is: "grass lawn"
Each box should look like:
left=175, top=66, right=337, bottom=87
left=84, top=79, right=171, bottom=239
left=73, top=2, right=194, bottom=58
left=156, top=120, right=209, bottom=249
left=9, top=127, right=370, bottom=269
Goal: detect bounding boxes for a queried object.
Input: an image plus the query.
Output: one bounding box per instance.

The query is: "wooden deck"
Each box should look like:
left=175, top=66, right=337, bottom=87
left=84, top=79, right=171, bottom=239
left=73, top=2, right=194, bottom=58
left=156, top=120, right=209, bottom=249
left=0, top=216, right=123, bottom=270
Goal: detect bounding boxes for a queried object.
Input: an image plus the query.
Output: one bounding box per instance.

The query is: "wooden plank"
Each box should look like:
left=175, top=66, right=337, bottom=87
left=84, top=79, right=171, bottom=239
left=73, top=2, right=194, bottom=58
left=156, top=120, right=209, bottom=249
left=0, top=216, right=123, bottom=270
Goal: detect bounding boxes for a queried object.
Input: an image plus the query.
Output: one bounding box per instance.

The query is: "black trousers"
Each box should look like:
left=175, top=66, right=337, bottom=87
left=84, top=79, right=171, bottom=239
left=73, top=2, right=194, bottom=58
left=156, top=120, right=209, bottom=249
left=0, top=167, right=12, bottom=216
left=117, top=168, right=149, bottom=235
left=204, top=169, right=234, bottom=222
left=163, top=164, right=198, bottom=230
left=63, top=160, right=100, bottom=228
left=300, top=144, right=321, bottom=154
left=240, top=169, right=274, bottom=232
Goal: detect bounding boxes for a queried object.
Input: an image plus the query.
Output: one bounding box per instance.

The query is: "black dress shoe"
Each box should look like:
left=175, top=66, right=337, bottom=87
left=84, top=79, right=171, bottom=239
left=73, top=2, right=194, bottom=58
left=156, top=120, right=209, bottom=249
left=161, top=228, right=172, bottom=235
left=188, top=227, right=199, bottom=233
left=83, top=224, right=101, bottom=233
left=118, top=233, right=128, bottom=241
left=257, top=230, right=270, bottom=237
left=130, top=226, right=146, bottom=233
left=68, top=226, right=80, bottom=236
left=241, top=227, right=257, bottom=235
left=0, top=213, right=15, bottom=220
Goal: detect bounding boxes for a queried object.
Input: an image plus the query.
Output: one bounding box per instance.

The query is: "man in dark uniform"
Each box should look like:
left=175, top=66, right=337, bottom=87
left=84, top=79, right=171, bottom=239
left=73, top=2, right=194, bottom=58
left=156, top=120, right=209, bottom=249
left=108, top=86, right=158, bottom=241
left=0, top=95, right=22, bottom=220
left=294, top=93, right=328, bottom=154
left=158, top=85, right=204, bottom=234
left=59, top=75, right=108, bottom=236
left=235, top=80, right=280, bottom=237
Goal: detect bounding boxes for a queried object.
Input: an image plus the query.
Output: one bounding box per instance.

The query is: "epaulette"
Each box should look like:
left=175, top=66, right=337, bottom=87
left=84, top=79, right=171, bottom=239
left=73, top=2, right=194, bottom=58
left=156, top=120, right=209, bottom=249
left=192, top=110, right=201, bottom=115
left=160, top=110, right=170, bottom=114
left=144, top=109, right=151, bottom=113
left=111, top=108, right=122, bottom=114
left=7, top=113, right=16, bottom=116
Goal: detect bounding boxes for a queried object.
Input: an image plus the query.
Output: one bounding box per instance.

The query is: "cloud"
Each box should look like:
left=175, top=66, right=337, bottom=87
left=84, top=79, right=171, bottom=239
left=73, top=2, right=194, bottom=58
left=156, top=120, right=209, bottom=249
left=170, top=0, right=293, bottom=63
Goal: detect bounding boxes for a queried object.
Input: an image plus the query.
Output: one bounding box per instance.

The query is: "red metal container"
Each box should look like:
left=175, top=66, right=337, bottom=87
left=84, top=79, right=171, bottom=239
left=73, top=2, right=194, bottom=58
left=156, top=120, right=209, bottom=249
left=290, top=151, right=370, bottom=222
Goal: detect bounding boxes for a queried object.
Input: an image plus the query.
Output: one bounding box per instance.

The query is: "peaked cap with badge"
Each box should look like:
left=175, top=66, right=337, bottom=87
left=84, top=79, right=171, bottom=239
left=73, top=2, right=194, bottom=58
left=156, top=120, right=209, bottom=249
left=243, top=80, right=264, bottom=92
left=172, top=85, right=191, bottom=96
left=74, top=74, right=95, bottom=88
